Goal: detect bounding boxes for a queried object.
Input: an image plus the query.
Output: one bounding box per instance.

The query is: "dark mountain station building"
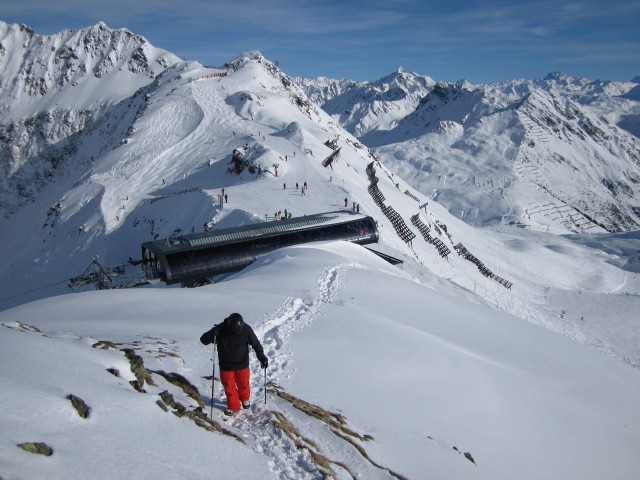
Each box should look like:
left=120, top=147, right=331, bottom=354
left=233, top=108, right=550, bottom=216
left=141, top=211, right=380, bottom=286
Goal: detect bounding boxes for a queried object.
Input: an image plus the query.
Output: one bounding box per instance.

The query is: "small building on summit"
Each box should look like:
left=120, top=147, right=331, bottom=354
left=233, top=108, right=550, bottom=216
left=141, top=211, right=379, bottom=286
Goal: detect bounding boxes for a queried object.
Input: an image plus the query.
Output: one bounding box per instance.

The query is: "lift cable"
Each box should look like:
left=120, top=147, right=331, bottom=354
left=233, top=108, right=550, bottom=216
left=0, top=278, right=71, bottom=306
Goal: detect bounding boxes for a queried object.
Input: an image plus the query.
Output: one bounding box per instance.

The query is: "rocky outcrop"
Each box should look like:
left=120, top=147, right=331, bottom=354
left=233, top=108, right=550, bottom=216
left=122, top=348, right=154, bottom=392
left=152, top=371, right=205, bottom=408
left=66, top=394, right=91, bottom=418
left=17, top=442, right=53, bottom=456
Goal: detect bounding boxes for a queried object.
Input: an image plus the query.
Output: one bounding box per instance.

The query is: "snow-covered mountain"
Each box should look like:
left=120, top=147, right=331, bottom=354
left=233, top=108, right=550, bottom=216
left=0, top=21, right=180, bottom=216
left=0, top=21, right=179, bottom=113
left=1, top=21, right=639, bottom=480
left=298, top=71, right=640, bottom=233
left=295, top=67, right=436, bottom=139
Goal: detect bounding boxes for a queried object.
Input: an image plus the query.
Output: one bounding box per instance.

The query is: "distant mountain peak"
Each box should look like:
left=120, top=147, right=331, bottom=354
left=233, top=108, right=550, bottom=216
left=226, top=50, right=269, bottom=68
left=544, top=71, right=570, bottom=81
left=0, top=20, right=181, bottom=112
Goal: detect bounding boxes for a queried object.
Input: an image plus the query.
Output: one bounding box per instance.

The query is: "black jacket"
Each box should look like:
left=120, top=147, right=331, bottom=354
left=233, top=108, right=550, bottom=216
left=200, top=322, right=267, bottom=371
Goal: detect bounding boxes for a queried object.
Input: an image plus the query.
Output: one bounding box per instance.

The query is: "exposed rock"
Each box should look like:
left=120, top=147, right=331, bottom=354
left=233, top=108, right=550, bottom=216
left=121, top=348, right=153, bottom=387
left=106, top=368, right=120, bottom=377
left=230, top=147, right=247, bottom=174
left=2, top=321, right=44, bottom=334
left=17, top=442, right=53, bottom=456
left=271, top=385, right=406, bottom=478
left=184, top=409, right=245, bottom=443
left=272, top=385, right=371, bottom=441
left=453, top=445, right=477, bottom=465
left=158, top=390, right=185, bottom=414
left=156, top=390, right=243, bottom=443
left=92, top=340, right=120, bottom=350
left=151, top=370, right=205, bottom=408
left=16, top=322, right=42, bottom=332
left=156, top=399, right=169, bottom=412
left=129, top=380, right=146, bottom=393
left=271, top=411, right=356, bottom=479
left=66, top=394, right=91, bottom=418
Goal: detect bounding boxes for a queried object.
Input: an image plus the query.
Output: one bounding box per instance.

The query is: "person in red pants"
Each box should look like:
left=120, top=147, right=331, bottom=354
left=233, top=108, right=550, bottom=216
left=200, top=313, right=268, bottom=416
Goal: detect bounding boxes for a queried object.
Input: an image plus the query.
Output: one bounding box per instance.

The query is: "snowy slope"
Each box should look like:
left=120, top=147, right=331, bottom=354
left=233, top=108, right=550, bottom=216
left=1, top=242, right=639, bottom=480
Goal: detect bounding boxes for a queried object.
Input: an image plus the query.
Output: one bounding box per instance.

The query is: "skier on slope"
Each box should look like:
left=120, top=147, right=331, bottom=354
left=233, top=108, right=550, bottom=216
left=200, top=313, right=268, bottom=416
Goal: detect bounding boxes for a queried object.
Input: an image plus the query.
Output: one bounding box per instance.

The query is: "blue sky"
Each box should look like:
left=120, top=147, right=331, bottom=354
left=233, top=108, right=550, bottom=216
left=2, top=0, right=639, bottom=84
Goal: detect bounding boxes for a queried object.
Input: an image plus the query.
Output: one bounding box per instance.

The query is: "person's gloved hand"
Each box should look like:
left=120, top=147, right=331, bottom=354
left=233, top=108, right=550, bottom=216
left=200, top=325, right=221, bottom=345
left=260, top=358, right=268, bottom=369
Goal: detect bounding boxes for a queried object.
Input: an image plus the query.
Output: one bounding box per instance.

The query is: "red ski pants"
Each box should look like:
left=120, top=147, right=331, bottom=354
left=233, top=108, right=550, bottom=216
left=220, top=367, right=250, bottom=412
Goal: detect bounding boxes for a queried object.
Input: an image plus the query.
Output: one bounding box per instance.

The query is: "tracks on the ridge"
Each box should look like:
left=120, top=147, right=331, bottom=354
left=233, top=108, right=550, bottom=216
left=227, top=264, right=350, bottom=478
left=210, top=263, right=406, bottom=479
left=256, top=263, right=348, bottom=368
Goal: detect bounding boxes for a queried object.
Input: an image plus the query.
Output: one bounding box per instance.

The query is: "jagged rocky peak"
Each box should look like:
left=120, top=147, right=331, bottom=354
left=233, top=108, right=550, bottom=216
left=0, top=21, right=33, bottom=38
left=371, top=67, right=435, bottom=94
left=421, top=81, right=478, bottom=104
left=540, top=71, right=612, bottom=94
left=63, top=21, right=180, bottom=75
left=0, top=20, right=181, bottom=103
left=0, top=21, right=185, bottom=217
left=544, top=71, right=575, bottom=82
left=225, top=50, right=271, bottom=69
left=292, top=76, right=360, bottom=105
left=224, top=50, right=292, bottom=85
left=294, top=67, right=436, bottom=109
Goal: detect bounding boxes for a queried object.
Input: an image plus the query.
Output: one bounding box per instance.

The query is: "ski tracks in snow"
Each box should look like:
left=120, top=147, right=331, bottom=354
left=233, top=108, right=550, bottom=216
left=257, top=262, right=348, bottom=372
left=216, top=264, right=403, bottom=479
left=223, top=263, right=356, bottom=479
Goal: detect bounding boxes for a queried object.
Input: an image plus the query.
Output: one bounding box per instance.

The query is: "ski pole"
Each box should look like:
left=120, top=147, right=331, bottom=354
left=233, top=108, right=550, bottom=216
left=264, top=365, right=267, bottom=405
left=210, top=342, right=216, bottom=418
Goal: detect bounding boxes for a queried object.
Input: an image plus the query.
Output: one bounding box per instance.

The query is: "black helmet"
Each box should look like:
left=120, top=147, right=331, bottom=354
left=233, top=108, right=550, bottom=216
left=226, top=313, right=244, bottom=335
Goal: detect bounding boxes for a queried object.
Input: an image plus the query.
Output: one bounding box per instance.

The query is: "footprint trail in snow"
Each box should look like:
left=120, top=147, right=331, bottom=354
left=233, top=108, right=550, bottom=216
left=256, top=262, right=349, bottom=373
left=213, top=263, right=367, bottom=479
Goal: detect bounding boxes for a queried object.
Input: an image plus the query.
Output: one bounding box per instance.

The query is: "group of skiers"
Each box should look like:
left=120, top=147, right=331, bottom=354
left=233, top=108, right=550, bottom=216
left=283, top=181, right=308, bottom=195
left=344, top=198, right=361, bottom=212
left=274, top=210, right=293, bottom=220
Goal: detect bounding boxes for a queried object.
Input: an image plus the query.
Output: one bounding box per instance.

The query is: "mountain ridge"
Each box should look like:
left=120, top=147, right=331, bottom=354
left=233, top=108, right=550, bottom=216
left=297, top=69, right=640, bottom=232
left=0, top=21, right=639, bottom=375
left=0, top=20, right=183, bottom=217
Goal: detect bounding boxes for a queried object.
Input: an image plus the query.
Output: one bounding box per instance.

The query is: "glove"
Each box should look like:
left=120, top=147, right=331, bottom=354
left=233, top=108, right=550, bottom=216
left=200, top=325, right=220, bottom=345
left=260, top=358, right=268, bottom=369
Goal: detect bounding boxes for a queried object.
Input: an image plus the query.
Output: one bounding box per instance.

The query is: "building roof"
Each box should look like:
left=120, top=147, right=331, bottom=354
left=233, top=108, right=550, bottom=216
left=142, top=210, right=370, bottom=256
